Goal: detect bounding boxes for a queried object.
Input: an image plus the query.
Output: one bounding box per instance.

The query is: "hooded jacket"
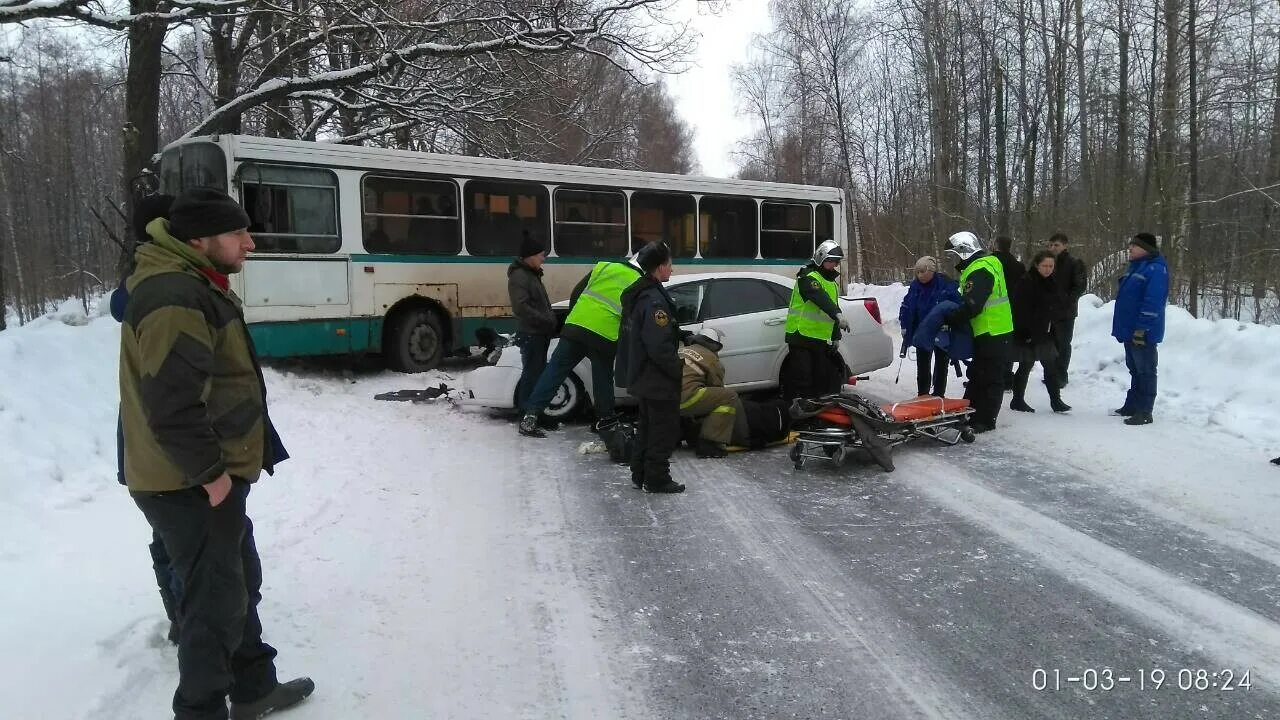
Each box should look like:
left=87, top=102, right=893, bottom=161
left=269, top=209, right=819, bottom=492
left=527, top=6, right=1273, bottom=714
left=119, top=218, right=283, bottom=493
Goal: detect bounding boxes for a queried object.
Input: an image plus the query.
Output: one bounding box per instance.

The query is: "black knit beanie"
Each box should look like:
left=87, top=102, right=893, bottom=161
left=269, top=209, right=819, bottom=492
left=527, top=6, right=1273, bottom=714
left=518, top=231, right=546, bottom=259
left=168, top=187, right=252, bottom=241
left=636, top=241, right=672, bottom=273
left=132, top=193, right=176, bottom=244
left=1129, top=232, right=1160, bottom=256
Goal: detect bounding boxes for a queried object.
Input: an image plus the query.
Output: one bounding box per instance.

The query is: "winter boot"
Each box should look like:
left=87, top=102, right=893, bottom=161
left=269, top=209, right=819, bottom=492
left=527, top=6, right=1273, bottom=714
left=1009, top=396, right=1035, bottom=413
left=644, top=479, right=686, bottom=494
left=1123, top=412, right=1153, bottom=426
left=630, top=471, right=645, bottom=489
left=230, top=677, right=315, bottom=720
left=1271, top=457, right=1280, bottom=466
left=535, top=414, right=561, bottom=431
left=517, top=414, right=546, bottom=438
left=591, top=413, right=621, bottom=435
left=695, top=439, right=728, bottom=458
left=1112, top=406, right=1136, bottom=417
left=1047, top=383, right=1072, bottom=413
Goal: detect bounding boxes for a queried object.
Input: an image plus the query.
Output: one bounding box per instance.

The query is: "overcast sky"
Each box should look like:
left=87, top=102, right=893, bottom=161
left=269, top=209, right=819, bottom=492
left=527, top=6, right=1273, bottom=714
left=665, top=0, right=772, bottom=179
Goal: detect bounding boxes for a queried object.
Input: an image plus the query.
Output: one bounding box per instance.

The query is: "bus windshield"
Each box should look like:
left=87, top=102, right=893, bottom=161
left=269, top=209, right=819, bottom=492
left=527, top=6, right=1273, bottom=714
left=158, top=142, right=228, bottom=194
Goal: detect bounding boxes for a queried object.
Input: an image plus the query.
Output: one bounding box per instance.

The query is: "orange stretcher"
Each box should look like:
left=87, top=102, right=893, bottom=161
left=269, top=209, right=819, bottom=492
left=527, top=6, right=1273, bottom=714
left=790, top=390, right=976, bottom=472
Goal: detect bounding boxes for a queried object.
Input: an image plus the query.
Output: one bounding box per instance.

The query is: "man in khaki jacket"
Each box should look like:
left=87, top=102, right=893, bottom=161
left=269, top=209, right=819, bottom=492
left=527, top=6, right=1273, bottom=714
left=679, top=328, right=749, bottom=457
left=119, top=187, right=312, bottom=720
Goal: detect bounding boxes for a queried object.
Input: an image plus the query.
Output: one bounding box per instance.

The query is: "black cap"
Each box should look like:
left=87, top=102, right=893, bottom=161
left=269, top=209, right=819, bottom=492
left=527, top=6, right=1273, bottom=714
left=636, top=241, right=672, bottom=273
left=132, top=193, right=176, bottom=244
left=518, top=231, right=545, bottom=259
left=1129, top=232, right=1160, bottom=256
left=168, top=187, right=251, bottom=241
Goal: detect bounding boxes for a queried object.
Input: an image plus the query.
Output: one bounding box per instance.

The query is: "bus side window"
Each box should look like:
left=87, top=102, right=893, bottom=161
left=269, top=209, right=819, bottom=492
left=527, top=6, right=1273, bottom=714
left=699, top=196, right=757, bottom=259
left=760, top=202, right=813, bottom=260
left=464, top=181, right=549, bottom=257
left=237, top=163, right=340, bottom=254
left=361, top=175, right=460, bottom=255
left=630, top=191, right=696, bottom=257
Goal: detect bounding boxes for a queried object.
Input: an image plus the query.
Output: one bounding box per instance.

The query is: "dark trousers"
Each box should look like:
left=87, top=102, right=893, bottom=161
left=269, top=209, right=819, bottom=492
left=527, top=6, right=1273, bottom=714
left=915, top=348, right=950, bottom=396
left=524, top=337, right=617, bottom=418
left=1052, top=317, right=1076, bottom=384
left=783, top=344, right=841, bottom=400
left=134, top=481, right=278, bottom=720
left=1123, top=341, right=1158, bottom=413
left=1012, top=340, right=1059, bottom=398
left=514, top=333, right=550, bottom=411
left=965, top=334, right=1012, bottom=427
left=150, top=530, right=183, bottom=623
left=632, top=394, right=682, bottom=488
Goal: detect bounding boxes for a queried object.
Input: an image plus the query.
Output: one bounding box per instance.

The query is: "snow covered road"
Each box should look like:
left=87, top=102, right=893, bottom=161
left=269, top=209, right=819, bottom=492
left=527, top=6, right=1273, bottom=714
left=4, top=301, right=1280, bottom=719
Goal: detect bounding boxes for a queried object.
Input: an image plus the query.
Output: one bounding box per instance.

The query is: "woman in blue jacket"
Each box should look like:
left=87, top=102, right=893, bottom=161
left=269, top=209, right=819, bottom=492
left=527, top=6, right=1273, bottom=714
left=898, top=256, right=961, bottom=396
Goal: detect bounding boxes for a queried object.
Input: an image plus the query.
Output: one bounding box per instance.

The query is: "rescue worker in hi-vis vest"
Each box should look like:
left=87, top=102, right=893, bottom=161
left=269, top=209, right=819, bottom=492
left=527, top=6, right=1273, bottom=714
left=943, top=231, right=1014, bottom=433
left=783, top=240, right=852, bottom=400
left=519, top=254, right=642, bottom=438
left=678, top=327, right=750, bottom=458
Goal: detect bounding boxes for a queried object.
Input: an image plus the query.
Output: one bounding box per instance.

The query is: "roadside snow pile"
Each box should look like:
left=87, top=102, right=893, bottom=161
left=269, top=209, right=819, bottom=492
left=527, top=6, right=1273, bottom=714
left=1072, top=294, right=1280, bottom=444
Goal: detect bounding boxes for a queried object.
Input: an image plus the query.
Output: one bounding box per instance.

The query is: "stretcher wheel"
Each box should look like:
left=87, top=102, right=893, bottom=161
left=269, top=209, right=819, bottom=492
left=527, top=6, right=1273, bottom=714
left=960, top=428, right=976, bottom=443
left=789, top=444, right=804, bottom=470
left=831, top=446, right=847, bottom=466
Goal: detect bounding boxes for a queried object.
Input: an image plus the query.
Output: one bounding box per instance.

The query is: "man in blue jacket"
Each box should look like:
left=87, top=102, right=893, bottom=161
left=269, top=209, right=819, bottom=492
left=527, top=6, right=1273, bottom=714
left=1112, top=232, right=1168, bottom=426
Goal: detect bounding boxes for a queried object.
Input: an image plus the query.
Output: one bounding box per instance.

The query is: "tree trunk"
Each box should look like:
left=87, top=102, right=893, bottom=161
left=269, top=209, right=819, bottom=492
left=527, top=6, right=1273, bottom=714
left=1156, top=0, right=1181, bottom=256
left=1075, top=0, right=1090, bottom=234
left=121, top=0, right=166, bottom=276
left=995, top=57, right=1011, bottom=237
left=1186, top=0, right=1200, bottom=317
left=1116, top=0, right=1130, bottom=233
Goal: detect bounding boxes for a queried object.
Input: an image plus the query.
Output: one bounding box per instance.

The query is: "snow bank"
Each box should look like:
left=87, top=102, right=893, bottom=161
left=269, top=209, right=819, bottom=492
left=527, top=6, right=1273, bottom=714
left=847, top=282, right=909, bottom=332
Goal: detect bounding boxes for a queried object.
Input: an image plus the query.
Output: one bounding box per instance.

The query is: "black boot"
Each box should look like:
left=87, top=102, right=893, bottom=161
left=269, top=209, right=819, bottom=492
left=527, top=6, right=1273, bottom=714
left=1009, top=396, right=1035, bottom=412
left=230, top=677, right=315, bottom=720
left=536, top=414, right=561, bottom=431
left=1113, top=406, right=1136, bottom=417
left=1047, top=383, right=1072, bottom=413
left=695, top=439, right=728, bottom=458
left=1271, top=457, right=1280, bottom=466
left=517, top=413, right=546, bottom=438
left=644, top=479, right=686, bottom=493
left=1123, top=412, right=1153, bottom=426
left=1009, top=368, right=1033, bottom=411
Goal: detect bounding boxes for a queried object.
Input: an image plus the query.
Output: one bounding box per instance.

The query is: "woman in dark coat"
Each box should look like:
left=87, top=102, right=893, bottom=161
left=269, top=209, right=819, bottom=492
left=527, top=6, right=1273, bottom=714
left=1010, top=251, right=1072, bottom=413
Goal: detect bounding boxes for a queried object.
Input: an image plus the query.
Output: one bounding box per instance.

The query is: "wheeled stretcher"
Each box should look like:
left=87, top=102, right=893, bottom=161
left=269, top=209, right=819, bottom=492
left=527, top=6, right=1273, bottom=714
left=788, top=388, right=976, bottom=472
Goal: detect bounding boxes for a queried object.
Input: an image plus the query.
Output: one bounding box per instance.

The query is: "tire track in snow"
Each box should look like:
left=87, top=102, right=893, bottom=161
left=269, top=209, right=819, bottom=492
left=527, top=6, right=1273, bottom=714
left=689, top=457, right=1012, bottom=720
left=898, top=461, right=1280, bottom=689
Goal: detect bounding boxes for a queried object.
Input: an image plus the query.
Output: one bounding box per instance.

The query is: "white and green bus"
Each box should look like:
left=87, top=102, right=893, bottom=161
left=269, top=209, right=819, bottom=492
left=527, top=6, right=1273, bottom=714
left=158, top=135, right=848, bottom=371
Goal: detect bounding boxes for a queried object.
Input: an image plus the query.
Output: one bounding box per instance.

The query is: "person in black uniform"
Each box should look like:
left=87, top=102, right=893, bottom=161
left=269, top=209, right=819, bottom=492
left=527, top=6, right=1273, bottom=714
left=616, top=241, right=686, bottom=494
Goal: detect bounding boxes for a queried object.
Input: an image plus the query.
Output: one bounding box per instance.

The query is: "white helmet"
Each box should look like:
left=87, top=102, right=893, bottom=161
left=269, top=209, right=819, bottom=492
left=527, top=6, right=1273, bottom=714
left=813, top=239, right=844, bottom=266
left=693, top=326, right=724, bottom=351
left=945, top=231, right=983, bottom=261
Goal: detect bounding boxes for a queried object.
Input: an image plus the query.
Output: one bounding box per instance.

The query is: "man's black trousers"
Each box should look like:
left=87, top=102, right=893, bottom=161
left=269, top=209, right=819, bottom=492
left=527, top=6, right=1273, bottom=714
left=965, top=334, right=1012, bottom=428
left=134, top=480, right=278, bottom=720
left=631, top=395, right=681, bottom=487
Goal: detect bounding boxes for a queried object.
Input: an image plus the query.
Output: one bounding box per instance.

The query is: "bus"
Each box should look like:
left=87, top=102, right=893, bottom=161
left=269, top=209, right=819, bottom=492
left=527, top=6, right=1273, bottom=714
left=157, top=135, right=849, bottom=372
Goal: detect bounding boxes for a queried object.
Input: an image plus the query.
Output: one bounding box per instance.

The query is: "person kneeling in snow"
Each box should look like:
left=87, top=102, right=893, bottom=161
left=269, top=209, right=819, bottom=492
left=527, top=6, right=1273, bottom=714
left=678, top=327, right=750, bottom=458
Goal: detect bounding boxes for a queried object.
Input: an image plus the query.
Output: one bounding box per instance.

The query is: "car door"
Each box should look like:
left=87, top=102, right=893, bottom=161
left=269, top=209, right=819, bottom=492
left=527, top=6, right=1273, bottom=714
left=697, top=278, right=790, bottom=389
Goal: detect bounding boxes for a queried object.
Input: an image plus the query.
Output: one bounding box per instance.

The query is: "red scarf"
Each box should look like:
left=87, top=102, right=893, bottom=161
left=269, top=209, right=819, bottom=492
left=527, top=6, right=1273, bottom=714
left=198, top=266, right=229, bottom=292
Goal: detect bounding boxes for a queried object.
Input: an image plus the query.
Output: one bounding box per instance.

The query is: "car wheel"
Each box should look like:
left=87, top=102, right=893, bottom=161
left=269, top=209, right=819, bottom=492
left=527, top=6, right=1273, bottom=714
left=542, top=372, right=585, bottom=421
left=389, top=307, right=445, bottom=373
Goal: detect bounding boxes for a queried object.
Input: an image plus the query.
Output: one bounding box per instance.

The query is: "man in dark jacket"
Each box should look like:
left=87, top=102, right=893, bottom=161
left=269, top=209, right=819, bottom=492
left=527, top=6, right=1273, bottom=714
left=944, top=231, right=1014, bottom=433
left=1047, top=232, right=1087, bottom=387
left=120, top=188, right=313, bottom=720
left=617, top=241, right=686, bottom=493
left=1111, top=232, right=1168, bottom=426
left=992, top=236, right=1025, bottom=390
left=507, top=232, right=556, bottom=422
left=783, top=240, right=852, bottom=400
left=519, top=252, right=642, bottom=438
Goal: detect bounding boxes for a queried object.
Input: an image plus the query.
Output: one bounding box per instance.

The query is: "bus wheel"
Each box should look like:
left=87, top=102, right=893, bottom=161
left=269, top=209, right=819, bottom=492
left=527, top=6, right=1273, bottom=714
left=390, top=307, right=444, bottom=373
